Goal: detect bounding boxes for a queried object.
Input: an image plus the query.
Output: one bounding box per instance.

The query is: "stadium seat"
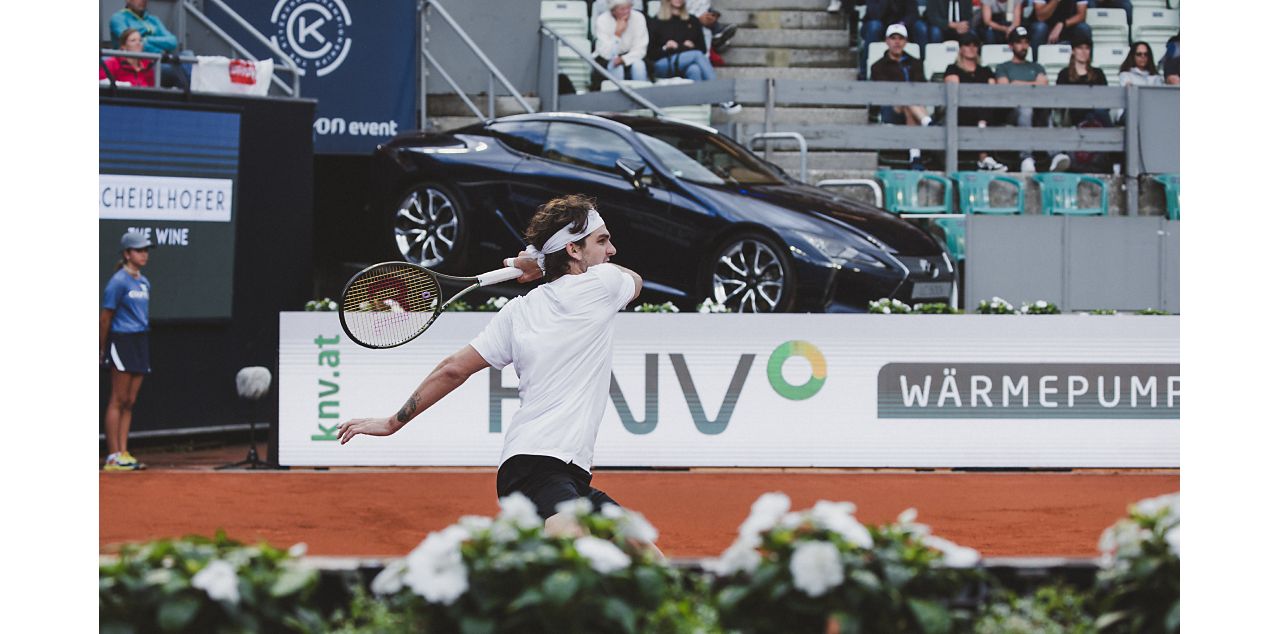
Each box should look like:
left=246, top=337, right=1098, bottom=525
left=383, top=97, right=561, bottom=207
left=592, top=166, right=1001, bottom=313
left=981, top=43, right=1012, bottom=66
left=1033, top=173, right=1108, bottom=216
left=877, top=169, right=954, bottom=214
left=924, top=41, right=959, bottom=81
left=937, top=172, right=1027, bottom=260
left=1087, top=8, right=1129, bottom=48
left=1038, top=44, right=1072, bottom=81
left=1092, top=44, right=1129, bottom=85
left=1131, top=8, right=1179, bottom=49
left=1152, top=173, right=1179, bottom=220
left=647, top=0, right=659, bottom=18
left=542, top=1, right=592, bottom=92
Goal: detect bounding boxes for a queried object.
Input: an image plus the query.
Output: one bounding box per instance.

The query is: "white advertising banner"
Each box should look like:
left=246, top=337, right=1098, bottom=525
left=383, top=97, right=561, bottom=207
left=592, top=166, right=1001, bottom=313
left=99, top=174, right=234, bottom=223
left=278, top=313, right=1179, bottom=468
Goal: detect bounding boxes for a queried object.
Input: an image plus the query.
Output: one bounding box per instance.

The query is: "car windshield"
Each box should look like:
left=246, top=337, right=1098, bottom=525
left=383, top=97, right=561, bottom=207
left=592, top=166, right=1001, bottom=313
left=634, top=126, right=785, bottom=186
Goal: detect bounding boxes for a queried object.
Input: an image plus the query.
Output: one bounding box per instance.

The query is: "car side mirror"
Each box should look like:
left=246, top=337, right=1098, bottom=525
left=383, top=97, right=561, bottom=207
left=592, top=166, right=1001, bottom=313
left=615, top=158, right=650, bottom=193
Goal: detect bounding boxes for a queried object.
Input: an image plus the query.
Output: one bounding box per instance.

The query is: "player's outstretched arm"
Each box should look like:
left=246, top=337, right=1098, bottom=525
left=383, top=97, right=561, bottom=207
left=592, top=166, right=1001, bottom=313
left=338, top=345, right=489, bottom=444
left=610, top=263, right=644, bottom=302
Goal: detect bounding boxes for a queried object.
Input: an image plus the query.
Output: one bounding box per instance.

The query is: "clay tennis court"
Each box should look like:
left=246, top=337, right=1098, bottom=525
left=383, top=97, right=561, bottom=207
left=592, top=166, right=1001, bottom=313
left=100, top=444, right=1177, bottom=559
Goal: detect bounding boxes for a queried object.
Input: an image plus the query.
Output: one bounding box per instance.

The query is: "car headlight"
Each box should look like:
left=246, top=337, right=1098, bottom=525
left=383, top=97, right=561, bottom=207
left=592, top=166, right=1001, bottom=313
left=794, top=231, right=887, bottom=268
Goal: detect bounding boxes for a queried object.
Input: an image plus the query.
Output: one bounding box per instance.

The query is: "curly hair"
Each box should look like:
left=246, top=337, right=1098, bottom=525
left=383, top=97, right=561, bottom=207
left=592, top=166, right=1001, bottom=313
left=523, top=194, right=597, bottom=280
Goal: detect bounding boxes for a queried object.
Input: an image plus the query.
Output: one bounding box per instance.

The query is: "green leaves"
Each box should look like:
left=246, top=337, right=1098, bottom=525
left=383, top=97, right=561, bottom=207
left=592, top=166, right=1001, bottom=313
left=156, top=596, right=201, bottom=631
left=541, top=570, right=580, bottom=606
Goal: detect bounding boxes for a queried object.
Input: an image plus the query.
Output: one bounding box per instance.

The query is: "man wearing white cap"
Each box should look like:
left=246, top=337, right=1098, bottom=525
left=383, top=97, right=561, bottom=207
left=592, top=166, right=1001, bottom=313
left=338, top=194, right=645, bottom=539
left=870, top=23, right=933, bottom=170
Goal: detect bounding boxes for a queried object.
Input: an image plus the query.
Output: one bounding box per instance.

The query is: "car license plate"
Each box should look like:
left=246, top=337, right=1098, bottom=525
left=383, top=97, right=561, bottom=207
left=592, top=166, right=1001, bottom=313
left=911, top=282, right=951, bottom=299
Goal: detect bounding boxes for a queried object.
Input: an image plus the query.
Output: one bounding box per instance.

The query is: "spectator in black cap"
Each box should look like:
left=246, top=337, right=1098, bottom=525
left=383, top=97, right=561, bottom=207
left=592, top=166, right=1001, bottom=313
left=978, top=0, right=1024, bottom=44
left=101, top=231, right=155, bottom=472
left=923, top=0, right=975, bottom=45
left=870, top=23, right=932, bottom=170
left=995, top=26, right=1055, bottom=172
left=1056, top=32, right=1108, bottom=126
left=1029, top=0, right=1092, bottom=52
left=945, top=31, right=1006, bottom=171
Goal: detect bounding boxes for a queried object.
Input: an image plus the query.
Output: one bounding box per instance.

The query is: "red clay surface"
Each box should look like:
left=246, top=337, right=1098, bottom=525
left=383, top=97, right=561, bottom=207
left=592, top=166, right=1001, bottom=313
left=100, top=444, right=1178, bottom=559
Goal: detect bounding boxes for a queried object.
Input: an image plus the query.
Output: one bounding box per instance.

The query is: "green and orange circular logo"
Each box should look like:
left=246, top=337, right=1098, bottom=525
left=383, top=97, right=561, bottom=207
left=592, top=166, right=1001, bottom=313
left=767, top=340, right=827, bottom=400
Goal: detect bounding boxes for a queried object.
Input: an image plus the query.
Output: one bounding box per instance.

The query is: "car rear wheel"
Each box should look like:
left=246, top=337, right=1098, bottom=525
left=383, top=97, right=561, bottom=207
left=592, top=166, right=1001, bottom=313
left=392, top=183, right=466, bottom=270
left=709, top=233, right=795, bottom=313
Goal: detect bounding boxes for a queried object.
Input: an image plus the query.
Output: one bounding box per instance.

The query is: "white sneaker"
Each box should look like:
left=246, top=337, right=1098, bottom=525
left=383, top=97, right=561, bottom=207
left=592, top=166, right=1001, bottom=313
left=977, top=156, right=1008, bottom=172
left=719, top=101, right=743, bottom=115
left=1050, top=153, right=1071, bottom=171
left=827, top=0, right=843, bottom=12
left=1020, top=157, right=1036, bottom=173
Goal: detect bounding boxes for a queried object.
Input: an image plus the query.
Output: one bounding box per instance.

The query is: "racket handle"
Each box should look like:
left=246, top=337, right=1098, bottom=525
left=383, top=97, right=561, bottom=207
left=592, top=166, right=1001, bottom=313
left=476, top=266, right=523, bottom=287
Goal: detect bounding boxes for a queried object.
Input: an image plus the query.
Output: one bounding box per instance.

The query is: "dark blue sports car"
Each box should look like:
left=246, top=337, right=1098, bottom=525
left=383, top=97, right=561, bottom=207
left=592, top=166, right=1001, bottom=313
left=366, top=112, right=955, bottom=312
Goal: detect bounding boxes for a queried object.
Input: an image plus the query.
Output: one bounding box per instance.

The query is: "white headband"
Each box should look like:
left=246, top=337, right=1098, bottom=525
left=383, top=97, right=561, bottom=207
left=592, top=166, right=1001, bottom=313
left=525, top=208, right=604, bottom=270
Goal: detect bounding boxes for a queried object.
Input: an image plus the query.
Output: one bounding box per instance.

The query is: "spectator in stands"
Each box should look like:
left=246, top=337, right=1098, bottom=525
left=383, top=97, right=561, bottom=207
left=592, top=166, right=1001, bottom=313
left=870, top=23, right=932, bottom=170
left=593, top=0, right=644, bottom=20
left=1162, top=33, right=1179, bottom=85
left=1089, top=0, right=1131, bottom=25
left=860, top=1, right=926, bottom=78
left=109, top=0, right=177, bottom=55
left=109, top=0, right=187, bottom=89
left=595, top=0, right=650, bottom=81
left=977, top=0, right=1024, bottom=44
left=995, top=26, right=1069, bottom=172
left=1055, top=32, right=1108, bottom=125
left=1117, top=41, right=1163, bottom=87
left=944, top=32, right=1006, bottom=171
left=648, top=0, right=741, bottom=112
left=99, top=28, right=156, bottom=88
left=688, top=0, right=739, bottom=54
left=923, top=0, right=975, bottom=45
left=1029, top=0, right=1091, bottom=50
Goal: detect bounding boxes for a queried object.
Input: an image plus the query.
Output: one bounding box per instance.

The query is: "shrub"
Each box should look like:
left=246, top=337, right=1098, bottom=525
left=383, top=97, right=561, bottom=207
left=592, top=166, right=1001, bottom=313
left=1094, top=493, right=1179, bottom=633
left=975, top=297, right=1016, bottom=314
left=99, top=531, right=326, bottom=633
left=304, top=298, right=338, bottom=311
left=974, top=584, right=1096, bottom=634
left=633, top=302, right=680, bottom=313
left=869, top=298, right=913, bottom=314
left=1020, top=300, right=1061, bottom=315
left=705, top=494, right=983, bottom=634
left=912, top=303, right=961, bottom=314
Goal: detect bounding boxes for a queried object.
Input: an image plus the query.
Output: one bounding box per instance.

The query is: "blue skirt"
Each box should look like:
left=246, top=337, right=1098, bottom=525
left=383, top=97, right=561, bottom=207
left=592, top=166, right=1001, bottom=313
left=106, top=332, right=151, bottom=374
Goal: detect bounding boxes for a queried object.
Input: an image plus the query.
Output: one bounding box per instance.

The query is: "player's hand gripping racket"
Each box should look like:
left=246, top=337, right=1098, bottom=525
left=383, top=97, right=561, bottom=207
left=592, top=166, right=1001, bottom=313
left=339, top=262, right=523, bottom=349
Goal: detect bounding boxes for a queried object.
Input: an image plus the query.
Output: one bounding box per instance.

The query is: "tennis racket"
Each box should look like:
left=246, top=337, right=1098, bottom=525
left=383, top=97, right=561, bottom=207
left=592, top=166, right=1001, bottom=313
left=339, top=261, right=523, bottom=349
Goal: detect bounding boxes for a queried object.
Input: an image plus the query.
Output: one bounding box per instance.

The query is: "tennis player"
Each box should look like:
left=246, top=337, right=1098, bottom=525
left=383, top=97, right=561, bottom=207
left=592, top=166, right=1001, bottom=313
left=338, top=194, right=644, bottom=538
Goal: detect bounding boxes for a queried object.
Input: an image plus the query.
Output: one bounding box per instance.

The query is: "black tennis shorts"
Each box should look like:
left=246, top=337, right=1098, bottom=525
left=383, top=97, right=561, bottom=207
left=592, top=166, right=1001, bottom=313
left=105, top=331, right=151, bottom=374
left=496, top=454, right=619, bottom=520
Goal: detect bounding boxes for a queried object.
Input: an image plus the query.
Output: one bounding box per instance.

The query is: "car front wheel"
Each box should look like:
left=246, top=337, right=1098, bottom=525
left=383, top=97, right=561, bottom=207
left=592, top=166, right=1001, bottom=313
left=392, top=183, right=466, bottom=270
left=709, top=233, right=795, bottom=313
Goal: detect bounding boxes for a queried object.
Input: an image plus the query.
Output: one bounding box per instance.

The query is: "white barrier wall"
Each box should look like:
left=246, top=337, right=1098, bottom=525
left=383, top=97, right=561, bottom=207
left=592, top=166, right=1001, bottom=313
left=279, top=313, right=1179, bottom=468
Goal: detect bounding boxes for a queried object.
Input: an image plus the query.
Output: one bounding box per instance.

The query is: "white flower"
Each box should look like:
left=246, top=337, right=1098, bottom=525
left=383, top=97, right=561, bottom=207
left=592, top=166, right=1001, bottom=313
left=371, top=559, right=406, bottom=595
left=575, top=536, right=631, bottom=574
left=191, top=559, right=240, bottom=604
left=555, top=497, right=593, bottom=517
left=490, top=521, right=520, bottom=543
left=498, top=493, right=543, bottom=530
left=739, top=492, right=791, bottom=538
left=287, top=543, right=307, bottom=558
left=790, top=541, right=843, bottom=597
left=811, top=500, right=872, bottom=549
left=706, top=535, right=762, bottom=576
left=780, top=512, right=805, bottom=530
left=404, top=526, right=470, bottom=604
left=923, top=535, right=981, bottom=567
left=458, top=515, right=494, bottom=535
left=618, top=510, right=659, bottom=543
left=896, top=507, right=931, bottom=537
left=1133, top=492, right=1179, bottom=521
left=1166, top=525, right=1179, bottom=556
left=881, top=307, right=891, bottom=314
left=1035, top=300, right=1048, bottom=308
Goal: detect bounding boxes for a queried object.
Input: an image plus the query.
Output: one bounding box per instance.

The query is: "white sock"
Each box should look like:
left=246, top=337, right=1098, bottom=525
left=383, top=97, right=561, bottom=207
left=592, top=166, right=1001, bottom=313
left=920, top=116, right=933, bottom=127
left=909, top=149, right=921, bottom=160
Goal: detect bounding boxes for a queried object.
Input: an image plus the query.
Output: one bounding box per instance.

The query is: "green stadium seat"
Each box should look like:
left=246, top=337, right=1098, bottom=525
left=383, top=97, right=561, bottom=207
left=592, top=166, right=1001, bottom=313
left=1152, top=173, right=1179, bottom=220
left=1034, top=173, right=1109, bottom=216
left=877, top=169, right=953, bottom=214
left=933, top=172, right=1027, bottom=260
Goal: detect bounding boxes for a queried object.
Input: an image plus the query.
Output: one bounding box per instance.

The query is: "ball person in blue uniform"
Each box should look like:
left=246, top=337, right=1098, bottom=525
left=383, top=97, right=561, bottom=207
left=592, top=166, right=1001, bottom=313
left=100, top=231, right=154, bottom=471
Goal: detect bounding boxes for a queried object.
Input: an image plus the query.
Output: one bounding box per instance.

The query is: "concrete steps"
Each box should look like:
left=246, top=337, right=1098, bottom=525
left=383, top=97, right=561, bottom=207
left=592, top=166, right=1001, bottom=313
left=715, top=0, right=838, bottom=10
left=721, top=46, right=855, bottom=68
left=716, top=66, right=859, bottom=81
left=716, top=9, right=847, bottom=31
left=730, top=28, right=850, bottom=49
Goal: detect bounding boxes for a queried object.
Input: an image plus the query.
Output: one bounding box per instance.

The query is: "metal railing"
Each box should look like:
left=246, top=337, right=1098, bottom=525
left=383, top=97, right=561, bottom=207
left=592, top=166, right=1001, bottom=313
left=749, top=132, right=809, bottom=184
left=419, top=0, right=534, bottom=125
left=538, top=25, right=666, bottom=117
left=180, top=0, right=302, bottom=96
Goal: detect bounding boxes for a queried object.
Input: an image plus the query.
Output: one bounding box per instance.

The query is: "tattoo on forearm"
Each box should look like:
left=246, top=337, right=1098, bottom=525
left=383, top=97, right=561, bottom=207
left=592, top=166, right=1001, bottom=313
left=397, top=396, right=418, bottom=424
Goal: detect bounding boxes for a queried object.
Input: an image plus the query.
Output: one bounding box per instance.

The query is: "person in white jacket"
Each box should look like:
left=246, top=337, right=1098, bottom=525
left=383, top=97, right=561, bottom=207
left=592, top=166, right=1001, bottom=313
left=594, top=0, right=650, bottom=81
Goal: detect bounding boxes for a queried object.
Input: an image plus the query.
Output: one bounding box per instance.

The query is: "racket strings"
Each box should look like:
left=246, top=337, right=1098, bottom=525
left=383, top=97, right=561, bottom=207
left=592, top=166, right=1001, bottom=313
left=341, top=263, right=442, bottom=348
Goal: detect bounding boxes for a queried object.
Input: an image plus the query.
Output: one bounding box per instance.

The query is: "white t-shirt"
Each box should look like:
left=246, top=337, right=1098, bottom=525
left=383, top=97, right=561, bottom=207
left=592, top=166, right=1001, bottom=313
left=470, top=263, right=636, bottom=473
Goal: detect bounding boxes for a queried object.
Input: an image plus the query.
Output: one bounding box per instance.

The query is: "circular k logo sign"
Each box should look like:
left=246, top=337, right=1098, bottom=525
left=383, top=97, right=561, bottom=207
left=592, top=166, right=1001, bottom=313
left=271, top=0, right=353, bottom=77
